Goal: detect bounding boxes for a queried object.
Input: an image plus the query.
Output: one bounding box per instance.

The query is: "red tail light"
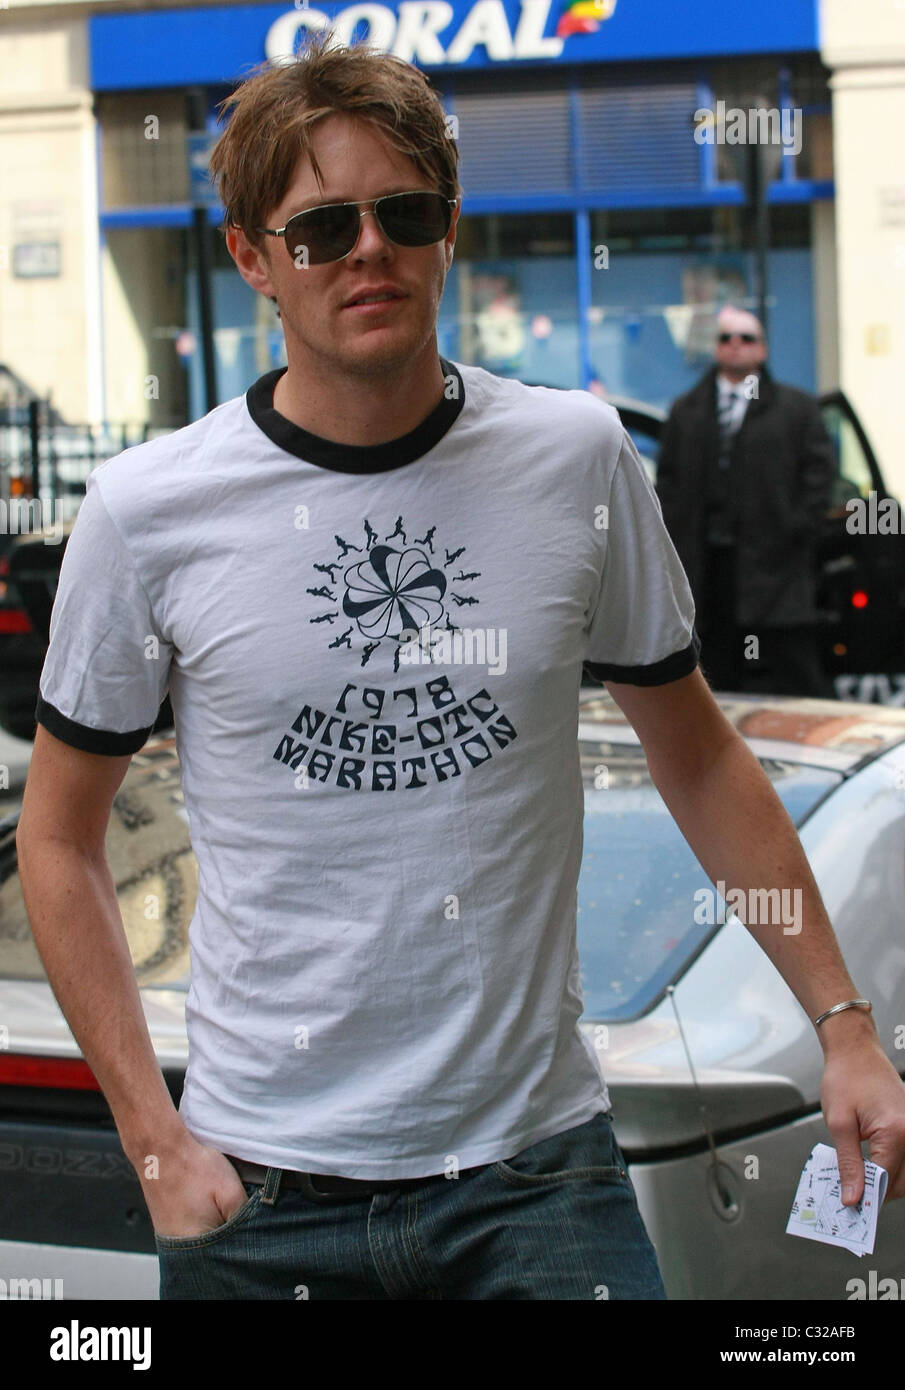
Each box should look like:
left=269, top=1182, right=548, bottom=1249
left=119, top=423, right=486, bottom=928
left=0, top=1053, right=102, bottom=1091
left=851, top=591, right=869, bottom=609
left=0, top=609, right=34, bottom=633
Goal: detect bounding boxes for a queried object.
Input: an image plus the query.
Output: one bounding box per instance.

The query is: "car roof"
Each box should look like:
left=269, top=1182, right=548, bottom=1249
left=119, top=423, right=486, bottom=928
left=607, top=395, right=667, bottom=421
left=606, top=388, right=843, bottom=425
left=578, top=687, right=905, bottom=774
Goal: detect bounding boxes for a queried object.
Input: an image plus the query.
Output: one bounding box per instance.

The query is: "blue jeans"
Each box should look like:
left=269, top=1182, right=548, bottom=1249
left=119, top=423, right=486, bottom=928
left=155, top=1109, right=667, bottom=1300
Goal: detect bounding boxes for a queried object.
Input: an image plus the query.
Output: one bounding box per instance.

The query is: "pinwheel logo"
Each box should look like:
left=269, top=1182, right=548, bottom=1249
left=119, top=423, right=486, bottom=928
left=307, top=517, right=481, bottom=669
left=344, top=545, right=447, bottom=640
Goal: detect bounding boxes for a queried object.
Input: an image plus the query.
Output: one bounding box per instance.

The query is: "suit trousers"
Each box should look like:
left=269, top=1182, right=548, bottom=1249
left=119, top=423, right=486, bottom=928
left=699, top=545, right=831, bottom=698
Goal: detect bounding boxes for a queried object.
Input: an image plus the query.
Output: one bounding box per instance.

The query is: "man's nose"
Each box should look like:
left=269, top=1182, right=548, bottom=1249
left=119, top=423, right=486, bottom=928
left=351, top=208, right=393, bottom=258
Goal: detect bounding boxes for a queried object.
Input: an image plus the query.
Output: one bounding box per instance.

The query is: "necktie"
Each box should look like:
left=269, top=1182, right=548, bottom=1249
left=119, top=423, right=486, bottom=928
left=718, top=388, right=739, bottom=464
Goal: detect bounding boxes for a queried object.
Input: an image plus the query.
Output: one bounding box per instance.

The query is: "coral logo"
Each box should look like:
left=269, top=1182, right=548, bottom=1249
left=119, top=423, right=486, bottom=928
left=265, top=0, right=618, bottom=65
left=556, top=0, right=617, bottom=39
left=267, top=0, right=568, bottom=65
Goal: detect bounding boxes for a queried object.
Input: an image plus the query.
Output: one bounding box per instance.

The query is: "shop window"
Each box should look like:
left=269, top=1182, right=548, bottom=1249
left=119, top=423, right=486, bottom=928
left=578, top=74, right=702, bottom=195
left=454, top=88, right=573, bottom=196
left=706, top=56, right=831, bottom=187
left=585, top=203, right=815, bottom=405
left=440, top=212, right=578, bottom=386
left=97, top=91, right=189, bottom=209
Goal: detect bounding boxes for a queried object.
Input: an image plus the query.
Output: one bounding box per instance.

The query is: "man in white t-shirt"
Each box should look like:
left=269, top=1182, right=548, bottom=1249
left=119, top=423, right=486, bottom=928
left=16, top=34, right=905, bottom=1301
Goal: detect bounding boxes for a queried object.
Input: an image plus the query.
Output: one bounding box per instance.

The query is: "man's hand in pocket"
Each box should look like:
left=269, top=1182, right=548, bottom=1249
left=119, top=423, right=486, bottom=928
left=136, top=1129, right=252, bottom=1239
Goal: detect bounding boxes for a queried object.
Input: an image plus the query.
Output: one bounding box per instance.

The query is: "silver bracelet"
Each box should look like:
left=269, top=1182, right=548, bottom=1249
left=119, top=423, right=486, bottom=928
left=814, top=998, right=872, bottom=1028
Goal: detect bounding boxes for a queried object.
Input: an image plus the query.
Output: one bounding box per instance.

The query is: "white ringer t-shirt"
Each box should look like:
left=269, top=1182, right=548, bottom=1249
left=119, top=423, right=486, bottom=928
left=36, top=357, right=698, bottom=1178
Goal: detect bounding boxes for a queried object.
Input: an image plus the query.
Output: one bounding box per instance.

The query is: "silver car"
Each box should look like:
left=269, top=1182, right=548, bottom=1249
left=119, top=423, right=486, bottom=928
left=576, top=687, right=905, bottom=1299
left=0, top=690, right=903, bottom=1299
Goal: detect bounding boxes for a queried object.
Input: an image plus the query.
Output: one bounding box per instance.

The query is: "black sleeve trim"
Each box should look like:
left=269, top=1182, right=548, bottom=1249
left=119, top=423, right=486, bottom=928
left=583, top=629, right=701, bottom=687
left=35, top=696, right=154, bottom=756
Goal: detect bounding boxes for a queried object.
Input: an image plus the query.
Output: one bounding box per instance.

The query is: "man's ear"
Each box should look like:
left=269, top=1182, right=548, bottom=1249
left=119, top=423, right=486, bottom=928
left=225, top=224, right=277, bottom=300
left=448, top=203, right=459, bottom=266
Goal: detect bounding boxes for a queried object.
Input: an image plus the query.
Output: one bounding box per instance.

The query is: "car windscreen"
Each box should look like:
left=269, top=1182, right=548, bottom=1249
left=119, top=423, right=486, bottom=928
left=2, top=737, right=841, bottom=1007
left=576, top=744, right=842, bottom=1021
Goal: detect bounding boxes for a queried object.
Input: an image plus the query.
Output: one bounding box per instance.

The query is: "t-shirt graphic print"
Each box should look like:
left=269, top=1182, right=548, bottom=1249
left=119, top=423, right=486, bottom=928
left=273, top=511, right=519, bottom=795
left=36, top=357, right=698, bottom=1178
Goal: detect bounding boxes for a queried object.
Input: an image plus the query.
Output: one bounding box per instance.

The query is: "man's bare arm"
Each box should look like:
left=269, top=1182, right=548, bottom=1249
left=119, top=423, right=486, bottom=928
left=15, top=724, right=248, bottom=1235
left=605, top=668, right=905, bottom=1204
left=16, top=725, right=180, bottom=1157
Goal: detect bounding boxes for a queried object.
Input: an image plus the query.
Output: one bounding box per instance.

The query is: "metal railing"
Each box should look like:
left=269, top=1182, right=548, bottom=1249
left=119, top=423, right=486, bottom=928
left=0, top=364, right=178, bottom=533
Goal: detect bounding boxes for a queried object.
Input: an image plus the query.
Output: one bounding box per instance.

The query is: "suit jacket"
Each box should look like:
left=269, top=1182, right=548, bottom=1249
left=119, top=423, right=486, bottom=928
left=655, top=363, right=834, bottom=628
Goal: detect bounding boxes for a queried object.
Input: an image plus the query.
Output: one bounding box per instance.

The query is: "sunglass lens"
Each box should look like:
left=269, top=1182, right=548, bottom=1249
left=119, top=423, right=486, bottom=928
left=378, top=193, right=450, bottom=247
left=286, top=204, right=359, bottom=265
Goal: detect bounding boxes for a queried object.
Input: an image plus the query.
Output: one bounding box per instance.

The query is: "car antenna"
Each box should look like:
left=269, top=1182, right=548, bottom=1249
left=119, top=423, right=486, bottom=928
left=665, top=983, right=736, bottom=1210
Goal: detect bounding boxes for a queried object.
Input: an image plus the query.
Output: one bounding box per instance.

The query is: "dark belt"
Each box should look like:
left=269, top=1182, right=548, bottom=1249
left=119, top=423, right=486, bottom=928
left=224, top=1153, right=484, bottom=1203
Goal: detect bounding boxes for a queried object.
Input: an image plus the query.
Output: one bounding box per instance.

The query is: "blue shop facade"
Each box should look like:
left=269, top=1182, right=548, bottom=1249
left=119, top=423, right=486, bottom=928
left=89, top=0, right=833, bottom=424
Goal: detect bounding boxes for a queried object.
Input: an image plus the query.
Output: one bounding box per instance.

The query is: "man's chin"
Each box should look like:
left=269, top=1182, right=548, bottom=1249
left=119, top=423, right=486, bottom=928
left=334, top=327, right=432, bottom=376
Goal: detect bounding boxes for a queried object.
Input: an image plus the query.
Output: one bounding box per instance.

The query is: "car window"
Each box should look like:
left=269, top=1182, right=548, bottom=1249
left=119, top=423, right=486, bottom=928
left=821, top=401, right=874, bottom=507
left=575, top=744, right=842, bottom=1021
left=1, top=738, right=841, bottom=1009
left=622, top=425, right=659, bottom=485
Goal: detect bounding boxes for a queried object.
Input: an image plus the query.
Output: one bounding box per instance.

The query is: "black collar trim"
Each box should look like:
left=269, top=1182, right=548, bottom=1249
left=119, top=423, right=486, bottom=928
left=246, top=357, right=465, bottom=473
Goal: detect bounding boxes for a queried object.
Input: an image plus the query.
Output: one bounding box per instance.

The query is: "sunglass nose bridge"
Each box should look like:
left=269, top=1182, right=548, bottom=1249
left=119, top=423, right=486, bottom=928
left=347, top=206, right=392, bottom=255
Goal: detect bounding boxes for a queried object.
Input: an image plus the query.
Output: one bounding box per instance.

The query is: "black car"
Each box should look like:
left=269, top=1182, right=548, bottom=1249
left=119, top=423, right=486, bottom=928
left=0, top=524, right=173, bottom=743
left=607, top=388, right=905, bottom=705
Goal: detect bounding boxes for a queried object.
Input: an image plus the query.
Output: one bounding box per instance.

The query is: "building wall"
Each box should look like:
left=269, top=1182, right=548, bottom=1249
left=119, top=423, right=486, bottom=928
left=822, top=0, right=905, bottom=498
left=0, top=15, right=100, bottom=422
left=97, top=86, right=191, bottom=426
left=0, top=11, right=192, bottom=427
left=101, top=226, right=187, bottom=427
left=811, top=198, right=839, bottom=393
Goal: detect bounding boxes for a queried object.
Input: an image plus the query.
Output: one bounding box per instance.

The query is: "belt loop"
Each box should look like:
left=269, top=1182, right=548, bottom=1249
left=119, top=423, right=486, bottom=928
left=261, top=1166, right=283, bottom=1205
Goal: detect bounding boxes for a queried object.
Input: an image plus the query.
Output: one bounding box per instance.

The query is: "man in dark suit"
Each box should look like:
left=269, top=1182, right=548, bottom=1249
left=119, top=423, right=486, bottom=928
left=655, top=304, right=835, bottom=697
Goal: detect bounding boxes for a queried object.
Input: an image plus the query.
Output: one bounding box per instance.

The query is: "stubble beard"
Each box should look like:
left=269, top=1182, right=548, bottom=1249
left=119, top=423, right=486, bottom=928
left=276, top=267, right=446, bottom=383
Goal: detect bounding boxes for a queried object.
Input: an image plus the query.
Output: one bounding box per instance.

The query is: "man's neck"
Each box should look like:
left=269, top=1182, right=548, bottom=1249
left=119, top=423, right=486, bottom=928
left=271, top=343, right=447, bottom=447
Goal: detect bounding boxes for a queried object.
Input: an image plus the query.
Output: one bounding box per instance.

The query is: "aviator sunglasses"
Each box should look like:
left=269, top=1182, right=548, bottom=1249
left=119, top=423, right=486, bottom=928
left=256, top=190, right=459, bottom=266
left=718, top=331, right=761, bottom=344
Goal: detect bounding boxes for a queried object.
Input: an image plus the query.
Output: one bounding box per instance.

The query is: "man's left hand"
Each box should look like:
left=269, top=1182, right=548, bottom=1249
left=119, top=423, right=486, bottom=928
left=821, top=1034, right=905, bottom=1205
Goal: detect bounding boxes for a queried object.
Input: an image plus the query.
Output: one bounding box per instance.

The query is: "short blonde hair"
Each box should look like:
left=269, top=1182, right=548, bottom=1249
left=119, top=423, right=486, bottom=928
left=208, top=29, right=461, bottom=252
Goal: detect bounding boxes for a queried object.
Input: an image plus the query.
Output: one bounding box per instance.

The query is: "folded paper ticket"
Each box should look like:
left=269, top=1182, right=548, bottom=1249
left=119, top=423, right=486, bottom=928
left=786, top=1142, right=888, bottom=1257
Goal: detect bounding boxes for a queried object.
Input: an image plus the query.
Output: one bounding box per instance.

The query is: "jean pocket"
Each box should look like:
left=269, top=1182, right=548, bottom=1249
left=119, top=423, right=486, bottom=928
left=153, top=1182, right=262, bottom=1251
left=491, top=1112, right=629, bottom=1189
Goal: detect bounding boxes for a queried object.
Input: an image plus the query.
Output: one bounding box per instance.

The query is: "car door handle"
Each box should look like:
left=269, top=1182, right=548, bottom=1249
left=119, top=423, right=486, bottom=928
left=821, top=555, right=856, bottom=575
